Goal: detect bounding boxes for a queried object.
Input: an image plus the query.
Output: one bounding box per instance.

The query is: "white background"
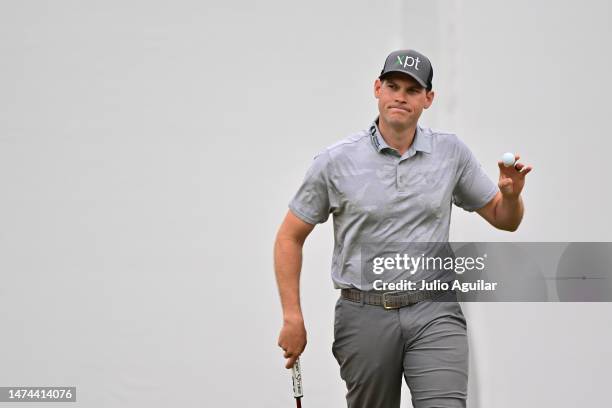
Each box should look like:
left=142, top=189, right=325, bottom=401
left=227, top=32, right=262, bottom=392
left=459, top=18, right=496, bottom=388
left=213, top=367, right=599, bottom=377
left=1, top=1, right=611, bottom=406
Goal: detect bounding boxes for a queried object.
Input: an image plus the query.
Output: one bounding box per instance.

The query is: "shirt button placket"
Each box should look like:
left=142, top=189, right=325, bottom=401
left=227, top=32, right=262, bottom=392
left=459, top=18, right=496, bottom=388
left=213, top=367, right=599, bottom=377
left=396, top=160, right=403, bottom=192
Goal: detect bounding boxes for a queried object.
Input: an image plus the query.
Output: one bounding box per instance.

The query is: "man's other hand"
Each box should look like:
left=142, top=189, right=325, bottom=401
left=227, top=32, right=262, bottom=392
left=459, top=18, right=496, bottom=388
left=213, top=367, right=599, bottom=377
left=278, top=316, right=307, bottom=369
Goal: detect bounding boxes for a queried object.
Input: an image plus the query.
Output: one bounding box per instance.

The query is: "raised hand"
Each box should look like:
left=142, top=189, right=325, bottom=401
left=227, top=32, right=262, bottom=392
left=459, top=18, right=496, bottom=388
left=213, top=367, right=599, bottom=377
left=497, top=154, right=533, bottom=199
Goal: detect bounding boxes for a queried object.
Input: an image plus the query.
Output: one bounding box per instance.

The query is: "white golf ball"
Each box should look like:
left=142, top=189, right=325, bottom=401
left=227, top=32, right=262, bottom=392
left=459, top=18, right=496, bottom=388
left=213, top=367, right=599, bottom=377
left=501, top=152, right=515, bottom=167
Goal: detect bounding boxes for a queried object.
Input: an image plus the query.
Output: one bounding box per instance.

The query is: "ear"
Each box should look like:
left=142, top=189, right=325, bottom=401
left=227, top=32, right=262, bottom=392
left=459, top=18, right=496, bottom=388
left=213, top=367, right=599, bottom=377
left=423, top=90, right=435, bottom=109
left=374, top=78, right=382, bottom=99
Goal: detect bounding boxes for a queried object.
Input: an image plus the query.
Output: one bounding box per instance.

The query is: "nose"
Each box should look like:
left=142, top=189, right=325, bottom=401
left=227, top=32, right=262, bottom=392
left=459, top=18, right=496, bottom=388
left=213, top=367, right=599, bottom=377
left=393, top=92, right=407, bottom=104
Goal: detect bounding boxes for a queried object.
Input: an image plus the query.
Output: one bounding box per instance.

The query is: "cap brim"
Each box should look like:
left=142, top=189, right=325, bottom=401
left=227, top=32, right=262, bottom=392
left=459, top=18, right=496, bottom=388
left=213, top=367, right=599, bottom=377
left=379, top=70, right=428, bottom=88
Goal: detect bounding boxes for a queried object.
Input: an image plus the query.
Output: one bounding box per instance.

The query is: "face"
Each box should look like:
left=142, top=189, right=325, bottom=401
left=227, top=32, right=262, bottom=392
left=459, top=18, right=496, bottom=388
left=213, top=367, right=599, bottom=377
left=374, top=73, right=434, bottom=129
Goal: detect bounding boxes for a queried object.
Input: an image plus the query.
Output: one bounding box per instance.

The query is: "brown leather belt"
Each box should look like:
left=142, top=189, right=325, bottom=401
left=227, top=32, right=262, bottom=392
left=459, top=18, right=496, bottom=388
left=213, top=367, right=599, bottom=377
left=341, top=287, right=456, bottom=310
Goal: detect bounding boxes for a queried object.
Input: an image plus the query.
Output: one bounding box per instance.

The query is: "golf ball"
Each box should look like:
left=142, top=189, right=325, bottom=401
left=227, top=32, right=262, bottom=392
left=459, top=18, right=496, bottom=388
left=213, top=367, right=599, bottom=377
left=501, top=152, right=515, bottom=167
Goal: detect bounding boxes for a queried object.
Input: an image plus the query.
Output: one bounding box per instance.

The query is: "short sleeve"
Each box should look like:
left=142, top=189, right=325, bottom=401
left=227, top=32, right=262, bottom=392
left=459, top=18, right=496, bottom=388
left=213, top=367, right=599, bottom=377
left=452, top=139, right=498, bottom=212
left=288, top=149, right=335, bottom=224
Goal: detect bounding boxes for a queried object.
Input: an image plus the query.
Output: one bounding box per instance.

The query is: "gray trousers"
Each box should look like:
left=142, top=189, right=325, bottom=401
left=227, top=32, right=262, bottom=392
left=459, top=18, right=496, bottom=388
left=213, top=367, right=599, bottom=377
left=332, top=290, right=468, bottom=408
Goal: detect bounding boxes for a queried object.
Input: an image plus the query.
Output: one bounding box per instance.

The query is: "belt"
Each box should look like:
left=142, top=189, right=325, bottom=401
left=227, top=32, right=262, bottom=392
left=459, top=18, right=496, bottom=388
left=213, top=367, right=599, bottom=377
left=341, top=288, right=456, bottom=310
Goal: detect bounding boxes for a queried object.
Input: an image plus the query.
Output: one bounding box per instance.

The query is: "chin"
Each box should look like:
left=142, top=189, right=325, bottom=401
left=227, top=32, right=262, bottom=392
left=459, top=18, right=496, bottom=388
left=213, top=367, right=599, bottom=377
left=385, top=116, right=409, bottom=128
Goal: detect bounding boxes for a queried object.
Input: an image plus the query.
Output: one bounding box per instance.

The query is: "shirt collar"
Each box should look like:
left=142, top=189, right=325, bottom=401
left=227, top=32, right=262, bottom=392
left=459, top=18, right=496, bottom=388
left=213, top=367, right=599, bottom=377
left=369, top=118, right=432, bottom=155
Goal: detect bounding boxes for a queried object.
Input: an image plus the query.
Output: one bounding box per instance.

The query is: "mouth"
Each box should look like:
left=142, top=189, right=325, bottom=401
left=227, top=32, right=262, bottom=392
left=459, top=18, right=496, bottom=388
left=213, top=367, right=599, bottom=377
left=389, top=106, right=409, bottom=113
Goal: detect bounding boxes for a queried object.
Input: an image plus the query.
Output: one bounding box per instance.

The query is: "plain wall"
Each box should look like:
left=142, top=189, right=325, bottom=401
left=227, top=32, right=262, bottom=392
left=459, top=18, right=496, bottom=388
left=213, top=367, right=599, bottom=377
left=1, top=1, right=611, bottom=407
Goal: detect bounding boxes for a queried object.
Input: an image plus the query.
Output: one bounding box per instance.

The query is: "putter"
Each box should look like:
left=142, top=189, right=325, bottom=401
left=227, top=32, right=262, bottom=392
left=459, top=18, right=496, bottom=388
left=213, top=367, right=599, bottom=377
left=291, top=357, right=303, bottom=407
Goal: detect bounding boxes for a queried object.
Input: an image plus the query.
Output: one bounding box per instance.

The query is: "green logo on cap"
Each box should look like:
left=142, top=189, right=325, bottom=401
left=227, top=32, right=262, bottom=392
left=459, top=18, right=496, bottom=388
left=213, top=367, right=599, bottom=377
left=395, top=55, right=421, bottom=70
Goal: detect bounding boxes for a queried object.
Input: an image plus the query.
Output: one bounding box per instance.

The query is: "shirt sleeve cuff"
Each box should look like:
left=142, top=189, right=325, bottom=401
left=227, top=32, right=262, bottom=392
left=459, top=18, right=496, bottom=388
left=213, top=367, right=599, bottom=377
left=462, top=185, right=499, bottom=212
left=288, top=202, right=324, bottom=225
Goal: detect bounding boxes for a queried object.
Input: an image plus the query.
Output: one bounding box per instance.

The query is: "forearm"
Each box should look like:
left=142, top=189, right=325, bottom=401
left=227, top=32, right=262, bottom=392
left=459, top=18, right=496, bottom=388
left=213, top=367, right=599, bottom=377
left=494, top=195, right=524, bottom=231
left=274, top=237, right=305, bottom=322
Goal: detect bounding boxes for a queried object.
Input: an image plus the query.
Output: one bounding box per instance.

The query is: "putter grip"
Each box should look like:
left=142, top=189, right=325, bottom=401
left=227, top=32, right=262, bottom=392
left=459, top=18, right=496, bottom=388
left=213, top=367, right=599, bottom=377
left=291, top=358, right=304, bottom=398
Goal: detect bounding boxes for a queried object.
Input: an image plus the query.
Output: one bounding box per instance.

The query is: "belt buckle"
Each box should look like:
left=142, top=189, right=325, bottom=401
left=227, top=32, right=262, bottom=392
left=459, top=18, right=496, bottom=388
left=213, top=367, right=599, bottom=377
left=382, top=291, right=402, bottom=310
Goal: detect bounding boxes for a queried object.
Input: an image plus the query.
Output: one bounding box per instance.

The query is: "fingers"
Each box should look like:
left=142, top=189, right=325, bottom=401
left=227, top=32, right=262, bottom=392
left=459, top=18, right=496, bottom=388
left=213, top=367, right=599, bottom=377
left=514, top=162, right=533, bottom=175
left=498, top=159, right=521, bottom=170
left=286, top=355, right=299, bottom=369
left=279, top=344, right=305, bottom=369
left=281, top=347, right=302, bottom=369
left=498, top=160, right=519, bottom=171
left=498, top=157, right=534, bottom=177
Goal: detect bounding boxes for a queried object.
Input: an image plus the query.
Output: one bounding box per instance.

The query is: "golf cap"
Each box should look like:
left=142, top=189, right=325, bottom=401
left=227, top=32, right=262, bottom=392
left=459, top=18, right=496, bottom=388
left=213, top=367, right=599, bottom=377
left=379, top=49, right=433, bottom=89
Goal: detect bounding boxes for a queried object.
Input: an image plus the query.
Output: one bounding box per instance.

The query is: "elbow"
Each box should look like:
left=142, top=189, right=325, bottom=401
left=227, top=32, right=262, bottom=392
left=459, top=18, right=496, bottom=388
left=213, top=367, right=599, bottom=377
left=275, top=233, right=305, bottom=250
left=498, top=221, right=521, bottom=232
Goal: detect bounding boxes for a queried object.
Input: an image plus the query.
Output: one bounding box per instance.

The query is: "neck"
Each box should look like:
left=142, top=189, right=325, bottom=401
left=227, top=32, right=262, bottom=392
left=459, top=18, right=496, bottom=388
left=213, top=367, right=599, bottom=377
left=377, top=117, right=417, bottom=155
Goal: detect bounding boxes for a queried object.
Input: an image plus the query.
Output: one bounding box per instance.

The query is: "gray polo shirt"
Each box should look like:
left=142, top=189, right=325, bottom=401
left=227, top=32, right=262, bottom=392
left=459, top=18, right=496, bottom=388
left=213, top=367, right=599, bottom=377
left=289, top=118, right=498, bottom=290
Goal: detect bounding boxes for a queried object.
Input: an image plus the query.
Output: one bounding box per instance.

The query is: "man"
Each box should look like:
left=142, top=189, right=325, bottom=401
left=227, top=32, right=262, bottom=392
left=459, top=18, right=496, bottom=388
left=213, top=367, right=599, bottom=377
left=273, top=49, right=533, bottom=407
